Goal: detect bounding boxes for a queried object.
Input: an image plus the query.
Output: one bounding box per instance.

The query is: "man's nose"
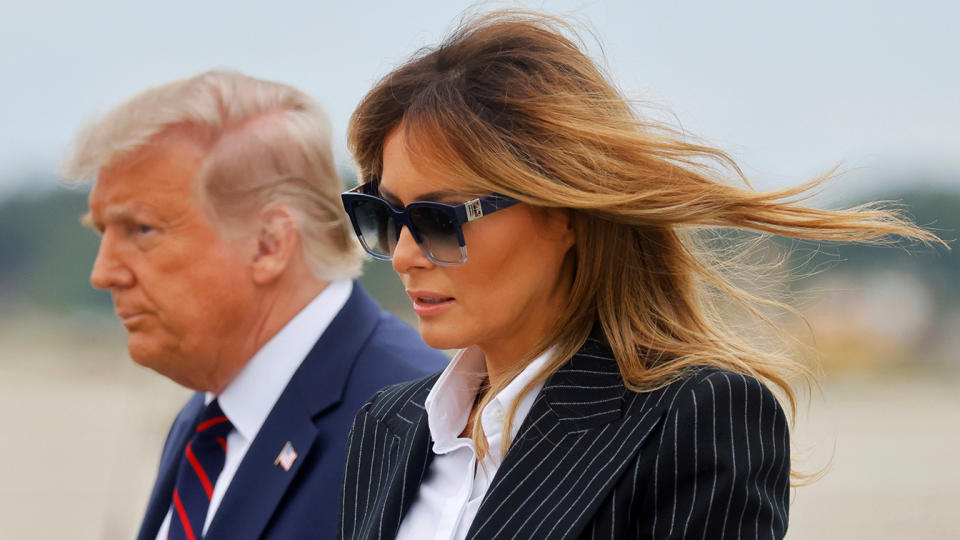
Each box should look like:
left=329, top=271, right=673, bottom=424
left=391, top=226, right=433, bottom=274
left=90, top=233, right=135, bottom=290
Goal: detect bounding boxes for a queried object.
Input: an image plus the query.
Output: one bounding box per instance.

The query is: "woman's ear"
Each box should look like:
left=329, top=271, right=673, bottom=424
left=251, top=204, right=299, bottom=285
left=541, top=207, right=576, bottom=252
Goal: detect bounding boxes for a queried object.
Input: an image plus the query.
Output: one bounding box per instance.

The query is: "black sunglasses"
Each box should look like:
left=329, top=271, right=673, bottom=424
left=340, top=182, right=520, bottom=266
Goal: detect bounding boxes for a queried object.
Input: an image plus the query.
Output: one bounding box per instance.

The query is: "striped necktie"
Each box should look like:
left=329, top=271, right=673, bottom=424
left=168, top=399, right=233, bottom=540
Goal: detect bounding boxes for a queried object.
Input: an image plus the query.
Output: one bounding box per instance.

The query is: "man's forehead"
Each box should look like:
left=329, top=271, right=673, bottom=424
left=87, top=140, right=206, bottom=221
left=101, top=134, right=206, bottom=178
left=88, top=199, right=148, bottom=219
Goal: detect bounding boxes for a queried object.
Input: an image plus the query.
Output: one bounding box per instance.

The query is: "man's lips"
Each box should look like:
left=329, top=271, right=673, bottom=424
left=115, top=310, right=148, bottom=328
left=406, top=290, right=455, bottom=316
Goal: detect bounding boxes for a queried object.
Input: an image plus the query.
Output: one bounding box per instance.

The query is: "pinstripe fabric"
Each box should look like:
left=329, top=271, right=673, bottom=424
left=339, top=339, right=790, bottom=540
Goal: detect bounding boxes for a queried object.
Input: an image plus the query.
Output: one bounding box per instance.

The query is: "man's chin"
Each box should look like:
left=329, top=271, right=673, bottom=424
left=126, top=339, right=180, bottom=379
left=132, top=356, right=202, bottom=391
left=127, top=339, right=224, bottom=392
left=128, top=349, right=175, bottom=380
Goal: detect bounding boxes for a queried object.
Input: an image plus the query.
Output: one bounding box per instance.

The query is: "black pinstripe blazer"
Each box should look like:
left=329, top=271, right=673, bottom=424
left=339, top=339, right=790, bottom=539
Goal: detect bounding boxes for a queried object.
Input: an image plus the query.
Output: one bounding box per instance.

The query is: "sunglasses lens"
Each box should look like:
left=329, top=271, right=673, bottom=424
left=410, top=206, right=462, bottom=264
left=350, top=198, right=396, bottom=258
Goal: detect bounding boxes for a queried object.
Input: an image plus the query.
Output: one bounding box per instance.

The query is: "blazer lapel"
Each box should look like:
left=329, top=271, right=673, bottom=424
left=349, top=384, right=434, bottom=540
left=467, top=340, right=668, bottom=540
left=204, top=393, right=317, bottom=539
left=205, top=283, right=383, bottom=539
left=340, top=372, right=445, bottom=540
left=137, top=393, right=205, bottom=540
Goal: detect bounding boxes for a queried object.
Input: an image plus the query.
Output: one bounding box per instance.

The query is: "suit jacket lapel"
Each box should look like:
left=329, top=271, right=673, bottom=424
left=137, top=393, right=205, bottom=540
left=205, top=395, right=318, bottom=539
left=467, top=340, right=668, bottom=540
left=205, top=283, right=383, bottom=539
left=368, top=407, right=434, bottom=540
left=339, top=370, right=444, bottom=540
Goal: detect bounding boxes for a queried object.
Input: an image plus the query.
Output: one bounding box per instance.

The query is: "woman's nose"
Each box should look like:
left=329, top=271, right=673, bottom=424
left=391, top=225, right=433, bottom=274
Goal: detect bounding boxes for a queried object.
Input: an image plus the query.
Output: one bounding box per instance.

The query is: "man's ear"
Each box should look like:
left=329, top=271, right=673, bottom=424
left=251, top=204, right=299, bottom=285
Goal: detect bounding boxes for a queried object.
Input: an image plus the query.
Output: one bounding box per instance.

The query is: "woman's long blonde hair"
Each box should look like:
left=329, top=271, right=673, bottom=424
left=348, top=10, right=944, bottom=480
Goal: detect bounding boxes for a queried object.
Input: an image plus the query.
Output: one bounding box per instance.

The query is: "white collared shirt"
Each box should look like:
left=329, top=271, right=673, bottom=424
left=395, top=346, right=553, bottom=540
left=156, top=280, right=352, bottom=539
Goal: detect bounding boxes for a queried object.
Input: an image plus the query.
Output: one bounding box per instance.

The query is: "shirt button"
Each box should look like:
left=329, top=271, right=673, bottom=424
left=492, top=408, right=504, bottom=423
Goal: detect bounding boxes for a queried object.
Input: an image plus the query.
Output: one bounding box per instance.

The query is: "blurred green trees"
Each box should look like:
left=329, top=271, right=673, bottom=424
left=788, top=190, right=958, bottom=304
left=0, top=183, right=955, bottom=317
left=0, top=184, right=413, bottom=316
left=0, top=186, right=107, bottom=311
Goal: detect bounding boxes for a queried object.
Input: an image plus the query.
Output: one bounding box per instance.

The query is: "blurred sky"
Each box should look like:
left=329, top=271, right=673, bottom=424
left=1, top=0, right=958, bottom=199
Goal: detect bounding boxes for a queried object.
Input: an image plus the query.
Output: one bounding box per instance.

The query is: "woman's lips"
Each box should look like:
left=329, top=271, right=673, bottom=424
left=407, top=290, right=455, bottom=317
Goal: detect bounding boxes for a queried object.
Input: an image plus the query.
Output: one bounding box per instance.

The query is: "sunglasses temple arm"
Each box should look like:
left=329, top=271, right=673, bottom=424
left=482, top=195, right=520, bottom=214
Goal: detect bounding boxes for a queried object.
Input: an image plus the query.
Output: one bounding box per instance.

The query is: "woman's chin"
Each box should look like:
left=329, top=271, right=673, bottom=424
left=417, top=321, right=470, bottom=351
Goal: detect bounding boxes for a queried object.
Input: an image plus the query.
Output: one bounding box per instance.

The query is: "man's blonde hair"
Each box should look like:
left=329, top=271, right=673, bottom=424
left=63, top=69, right=364, bottom=280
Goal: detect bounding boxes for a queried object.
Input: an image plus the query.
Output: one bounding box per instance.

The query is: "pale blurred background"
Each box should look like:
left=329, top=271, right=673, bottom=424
left=1, top=1, right=957, bottom=538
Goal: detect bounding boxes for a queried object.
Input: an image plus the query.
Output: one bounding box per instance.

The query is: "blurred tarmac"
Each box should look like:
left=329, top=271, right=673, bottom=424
left=788, top=374, right=960, bottom=539
left=0, top=326, right=957, bottom=539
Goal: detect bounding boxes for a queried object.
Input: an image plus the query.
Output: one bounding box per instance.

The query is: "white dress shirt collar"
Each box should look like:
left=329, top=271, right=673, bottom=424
left=396, top=347, right=554, bottom=540
left=159, top=280, right=354, bottom=540
left=424, top=345, right=553, bottom=458
left=206, top=279, right=353, bottom=439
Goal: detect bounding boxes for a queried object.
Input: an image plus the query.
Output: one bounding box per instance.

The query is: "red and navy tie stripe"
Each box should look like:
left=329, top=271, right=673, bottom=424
left=168, top=399, right=232, bottom=540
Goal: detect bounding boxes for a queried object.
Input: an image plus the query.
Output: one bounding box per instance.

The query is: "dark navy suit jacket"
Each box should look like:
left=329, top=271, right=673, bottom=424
left=136, top=283, right=447, bottom=540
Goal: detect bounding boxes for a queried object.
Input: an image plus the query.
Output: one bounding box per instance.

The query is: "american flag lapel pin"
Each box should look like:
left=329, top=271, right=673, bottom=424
left=274, top=441, right=298, bottom=472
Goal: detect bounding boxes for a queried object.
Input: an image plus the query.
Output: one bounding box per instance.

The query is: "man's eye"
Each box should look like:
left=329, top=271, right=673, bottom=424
left=131, top=223, right=154, bottom=235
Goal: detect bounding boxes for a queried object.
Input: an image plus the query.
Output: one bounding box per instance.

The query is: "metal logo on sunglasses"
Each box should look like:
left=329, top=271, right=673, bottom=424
left=465, top=198, right=484, bottom=221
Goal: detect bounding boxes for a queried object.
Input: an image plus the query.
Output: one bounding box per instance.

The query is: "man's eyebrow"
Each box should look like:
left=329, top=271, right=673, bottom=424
left=82, top=204, right=142, bottom=230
